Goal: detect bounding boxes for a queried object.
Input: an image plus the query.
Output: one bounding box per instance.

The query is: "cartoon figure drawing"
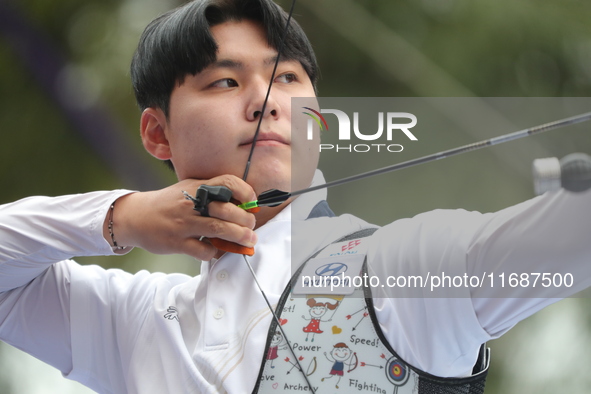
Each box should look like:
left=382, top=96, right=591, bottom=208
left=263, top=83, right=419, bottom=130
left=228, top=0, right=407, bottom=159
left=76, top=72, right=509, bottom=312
left=301, top=298, right=339, bottom=342
left=321, top=342, right=358, bottom=389
left=266, top=330, right=288, bottom=369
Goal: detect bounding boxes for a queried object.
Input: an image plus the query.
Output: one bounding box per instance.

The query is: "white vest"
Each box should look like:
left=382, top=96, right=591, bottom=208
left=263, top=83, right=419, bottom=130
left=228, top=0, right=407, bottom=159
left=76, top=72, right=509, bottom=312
left=254, top=229, right=489, bottom=394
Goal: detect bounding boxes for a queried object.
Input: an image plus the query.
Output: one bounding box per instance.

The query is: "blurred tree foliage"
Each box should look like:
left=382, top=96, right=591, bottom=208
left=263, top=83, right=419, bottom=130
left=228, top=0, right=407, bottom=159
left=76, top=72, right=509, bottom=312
left=1, top=0, right=591, bottom=393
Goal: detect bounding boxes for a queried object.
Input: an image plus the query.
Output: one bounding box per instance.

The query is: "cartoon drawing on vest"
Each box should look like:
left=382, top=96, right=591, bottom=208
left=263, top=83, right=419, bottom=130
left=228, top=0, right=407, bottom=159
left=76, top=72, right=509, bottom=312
left=321, top=342, right=358, bottom=389
left=305, top=356, right=318, bottom=377
left=284, top=355, right=305, bottom=374
left=266, top=330, right=288, bottom=369
left=301, top=298, right=340, bottom=342
left=359, top=356, right=385, bottom=370
left=385, top=356, right=410, bottom=393
left=345, top=306, right=369, bottom=331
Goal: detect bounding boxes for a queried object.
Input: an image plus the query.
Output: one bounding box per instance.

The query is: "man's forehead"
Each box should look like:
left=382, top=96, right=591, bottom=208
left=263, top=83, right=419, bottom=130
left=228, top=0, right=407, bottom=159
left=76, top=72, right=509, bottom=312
left=203, top=20, right=307, bottom=74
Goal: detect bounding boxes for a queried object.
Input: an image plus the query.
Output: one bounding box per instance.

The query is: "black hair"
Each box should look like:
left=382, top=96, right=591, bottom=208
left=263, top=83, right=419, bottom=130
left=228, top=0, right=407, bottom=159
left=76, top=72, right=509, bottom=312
left=131, top=0, right=318, bottom=117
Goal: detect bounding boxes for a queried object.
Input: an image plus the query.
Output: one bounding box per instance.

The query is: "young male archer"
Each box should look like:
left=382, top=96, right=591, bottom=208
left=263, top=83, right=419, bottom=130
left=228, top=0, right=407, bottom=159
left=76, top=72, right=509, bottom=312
left=1, top=1, right=591, bottom=393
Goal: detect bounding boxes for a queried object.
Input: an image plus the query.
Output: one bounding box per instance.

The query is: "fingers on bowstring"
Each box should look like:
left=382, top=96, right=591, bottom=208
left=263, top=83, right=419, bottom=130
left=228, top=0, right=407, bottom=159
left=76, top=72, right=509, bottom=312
left=193, top=215, right=258, bottom=248
left=207, top=175, right=257, bottom=205
left=206, top=200, right=256, bottom=229
left=181, top=237, right=217, bottom=261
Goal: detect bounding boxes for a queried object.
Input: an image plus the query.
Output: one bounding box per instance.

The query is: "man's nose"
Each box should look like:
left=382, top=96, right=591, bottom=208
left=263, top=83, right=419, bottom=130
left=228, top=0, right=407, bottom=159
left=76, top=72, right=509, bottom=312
left=246, top=80, right=280, bottom=121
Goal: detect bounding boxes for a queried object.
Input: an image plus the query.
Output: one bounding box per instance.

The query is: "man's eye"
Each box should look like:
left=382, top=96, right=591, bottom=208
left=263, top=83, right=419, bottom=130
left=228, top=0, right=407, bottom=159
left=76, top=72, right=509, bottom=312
left=276, top=73, right=297, bottom=83
left=211, top=78, right=238, bottom=88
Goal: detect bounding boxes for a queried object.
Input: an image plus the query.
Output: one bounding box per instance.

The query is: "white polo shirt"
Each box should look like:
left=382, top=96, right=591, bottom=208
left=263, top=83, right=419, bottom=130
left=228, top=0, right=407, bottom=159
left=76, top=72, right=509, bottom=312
left=1, top=171, right=590, bottom=393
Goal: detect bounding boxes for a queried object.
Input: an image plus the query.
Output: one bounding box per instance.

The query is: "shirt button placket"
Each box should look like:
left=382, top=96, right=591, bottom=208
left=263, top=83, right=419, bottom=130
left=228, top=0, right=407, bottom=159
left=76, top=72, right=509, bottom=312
left=213, top=271, right=227, bottom=319
left=205, top=260, right=238, bottom=348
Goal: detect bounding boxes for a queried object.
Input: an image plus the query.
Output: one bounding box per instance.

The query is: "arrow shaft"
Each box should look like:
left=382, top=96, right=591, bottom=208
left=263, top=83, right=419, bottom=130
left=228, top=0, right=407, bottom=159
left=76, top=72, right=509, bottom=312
left=354, top=315, right=366, bottom=329
left=291, top=111, right=591, bottom=197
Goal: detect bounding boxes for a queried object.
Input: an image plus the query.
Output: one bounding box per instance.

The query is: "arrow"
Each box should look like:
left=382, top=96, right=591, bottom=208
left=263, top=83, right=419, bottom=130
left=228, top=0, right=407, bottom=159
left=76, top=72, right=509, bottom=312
left=352, top=311, right=369, bottom=331
left=246, top=110, right=591, bottom=208
left=345, top=306, right=367, bottom=320
left=286, top=356, right=304, bottom=374
left=361, top=362, right=384, bottom=369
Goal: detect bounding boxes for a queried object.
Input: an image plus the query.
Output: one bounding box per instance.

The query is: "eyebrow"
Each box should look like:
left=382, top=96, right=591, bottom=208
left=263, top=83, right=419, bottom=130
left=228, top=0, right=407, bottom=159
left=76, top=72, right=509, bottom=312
left=209, top=55, right=283, bottom=70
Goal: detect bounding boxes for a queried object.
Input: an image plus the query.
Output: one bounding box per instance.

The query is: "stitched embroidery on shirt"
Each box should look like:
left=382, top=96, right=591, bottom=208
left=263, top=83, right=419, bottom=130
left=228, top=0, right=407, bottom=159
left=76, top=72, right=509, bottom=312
left=163, top=306, right=179, bottom=321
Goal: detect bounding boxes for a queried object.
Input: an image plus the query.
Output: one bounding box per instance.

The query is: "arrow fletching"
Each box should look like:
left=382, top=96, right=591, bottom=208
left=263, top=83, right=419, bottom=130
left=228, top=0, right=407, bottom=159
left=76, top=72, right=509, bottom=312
left=238, top=189, right=292, bottom=210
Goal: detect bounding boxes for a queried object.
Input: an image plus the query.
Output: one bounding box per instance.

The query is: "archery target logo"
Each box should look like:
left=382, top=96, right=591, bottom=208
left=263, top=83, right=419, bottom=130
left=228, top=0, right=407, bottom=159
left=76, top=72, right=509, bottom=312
left=386, top=356, right=410, bottom=386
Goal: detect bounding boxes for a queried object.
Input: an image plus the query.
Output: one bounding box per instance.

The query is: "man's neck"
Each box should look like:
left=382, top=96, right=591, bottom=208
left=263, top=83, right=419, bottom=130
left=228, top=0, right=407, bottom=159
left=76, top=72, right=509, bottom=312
left=253, top=199, right=291, bottom=229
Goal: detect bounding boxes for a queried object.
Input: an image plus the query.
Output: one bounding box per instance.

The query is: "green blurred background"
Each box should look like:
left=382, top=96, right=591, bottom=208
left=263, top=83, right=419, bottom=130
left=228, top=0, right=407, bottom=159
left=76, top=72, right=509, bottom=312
left=2, top=0, right=591, bottom=392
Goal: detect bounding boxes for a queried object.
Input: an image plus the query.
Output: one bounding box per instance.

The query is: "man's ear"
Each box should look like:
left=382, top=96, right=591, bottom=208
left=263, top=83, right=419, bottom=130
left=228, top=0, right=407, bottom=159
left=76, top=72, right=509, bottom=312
left=140, top=107, right=172, bottom=160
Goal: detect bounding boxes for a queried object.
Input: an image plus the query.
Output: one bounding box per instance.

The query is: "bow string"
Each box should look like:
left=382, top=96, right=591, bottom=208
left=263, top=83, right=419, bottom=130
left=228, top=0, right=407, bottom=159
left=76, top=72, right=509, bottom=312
left=239, top=1, right=317, bottom=392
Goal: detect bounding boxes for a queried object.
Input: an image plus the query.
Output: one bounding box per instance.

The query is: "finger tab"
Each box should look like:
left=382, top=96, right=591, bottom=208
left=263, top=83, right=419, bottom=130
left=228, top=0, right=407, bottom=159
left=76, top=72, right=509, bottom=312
left=210, top=238, right=255, bottom=256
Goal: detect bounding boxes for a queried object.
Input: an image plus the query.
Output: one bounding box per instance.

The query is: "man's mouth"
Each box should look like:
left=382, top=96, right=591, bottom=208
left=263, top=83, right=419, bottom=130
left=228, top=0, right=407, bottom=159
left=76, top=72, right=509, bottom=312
left=240, top=131, right=289, bottom=147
